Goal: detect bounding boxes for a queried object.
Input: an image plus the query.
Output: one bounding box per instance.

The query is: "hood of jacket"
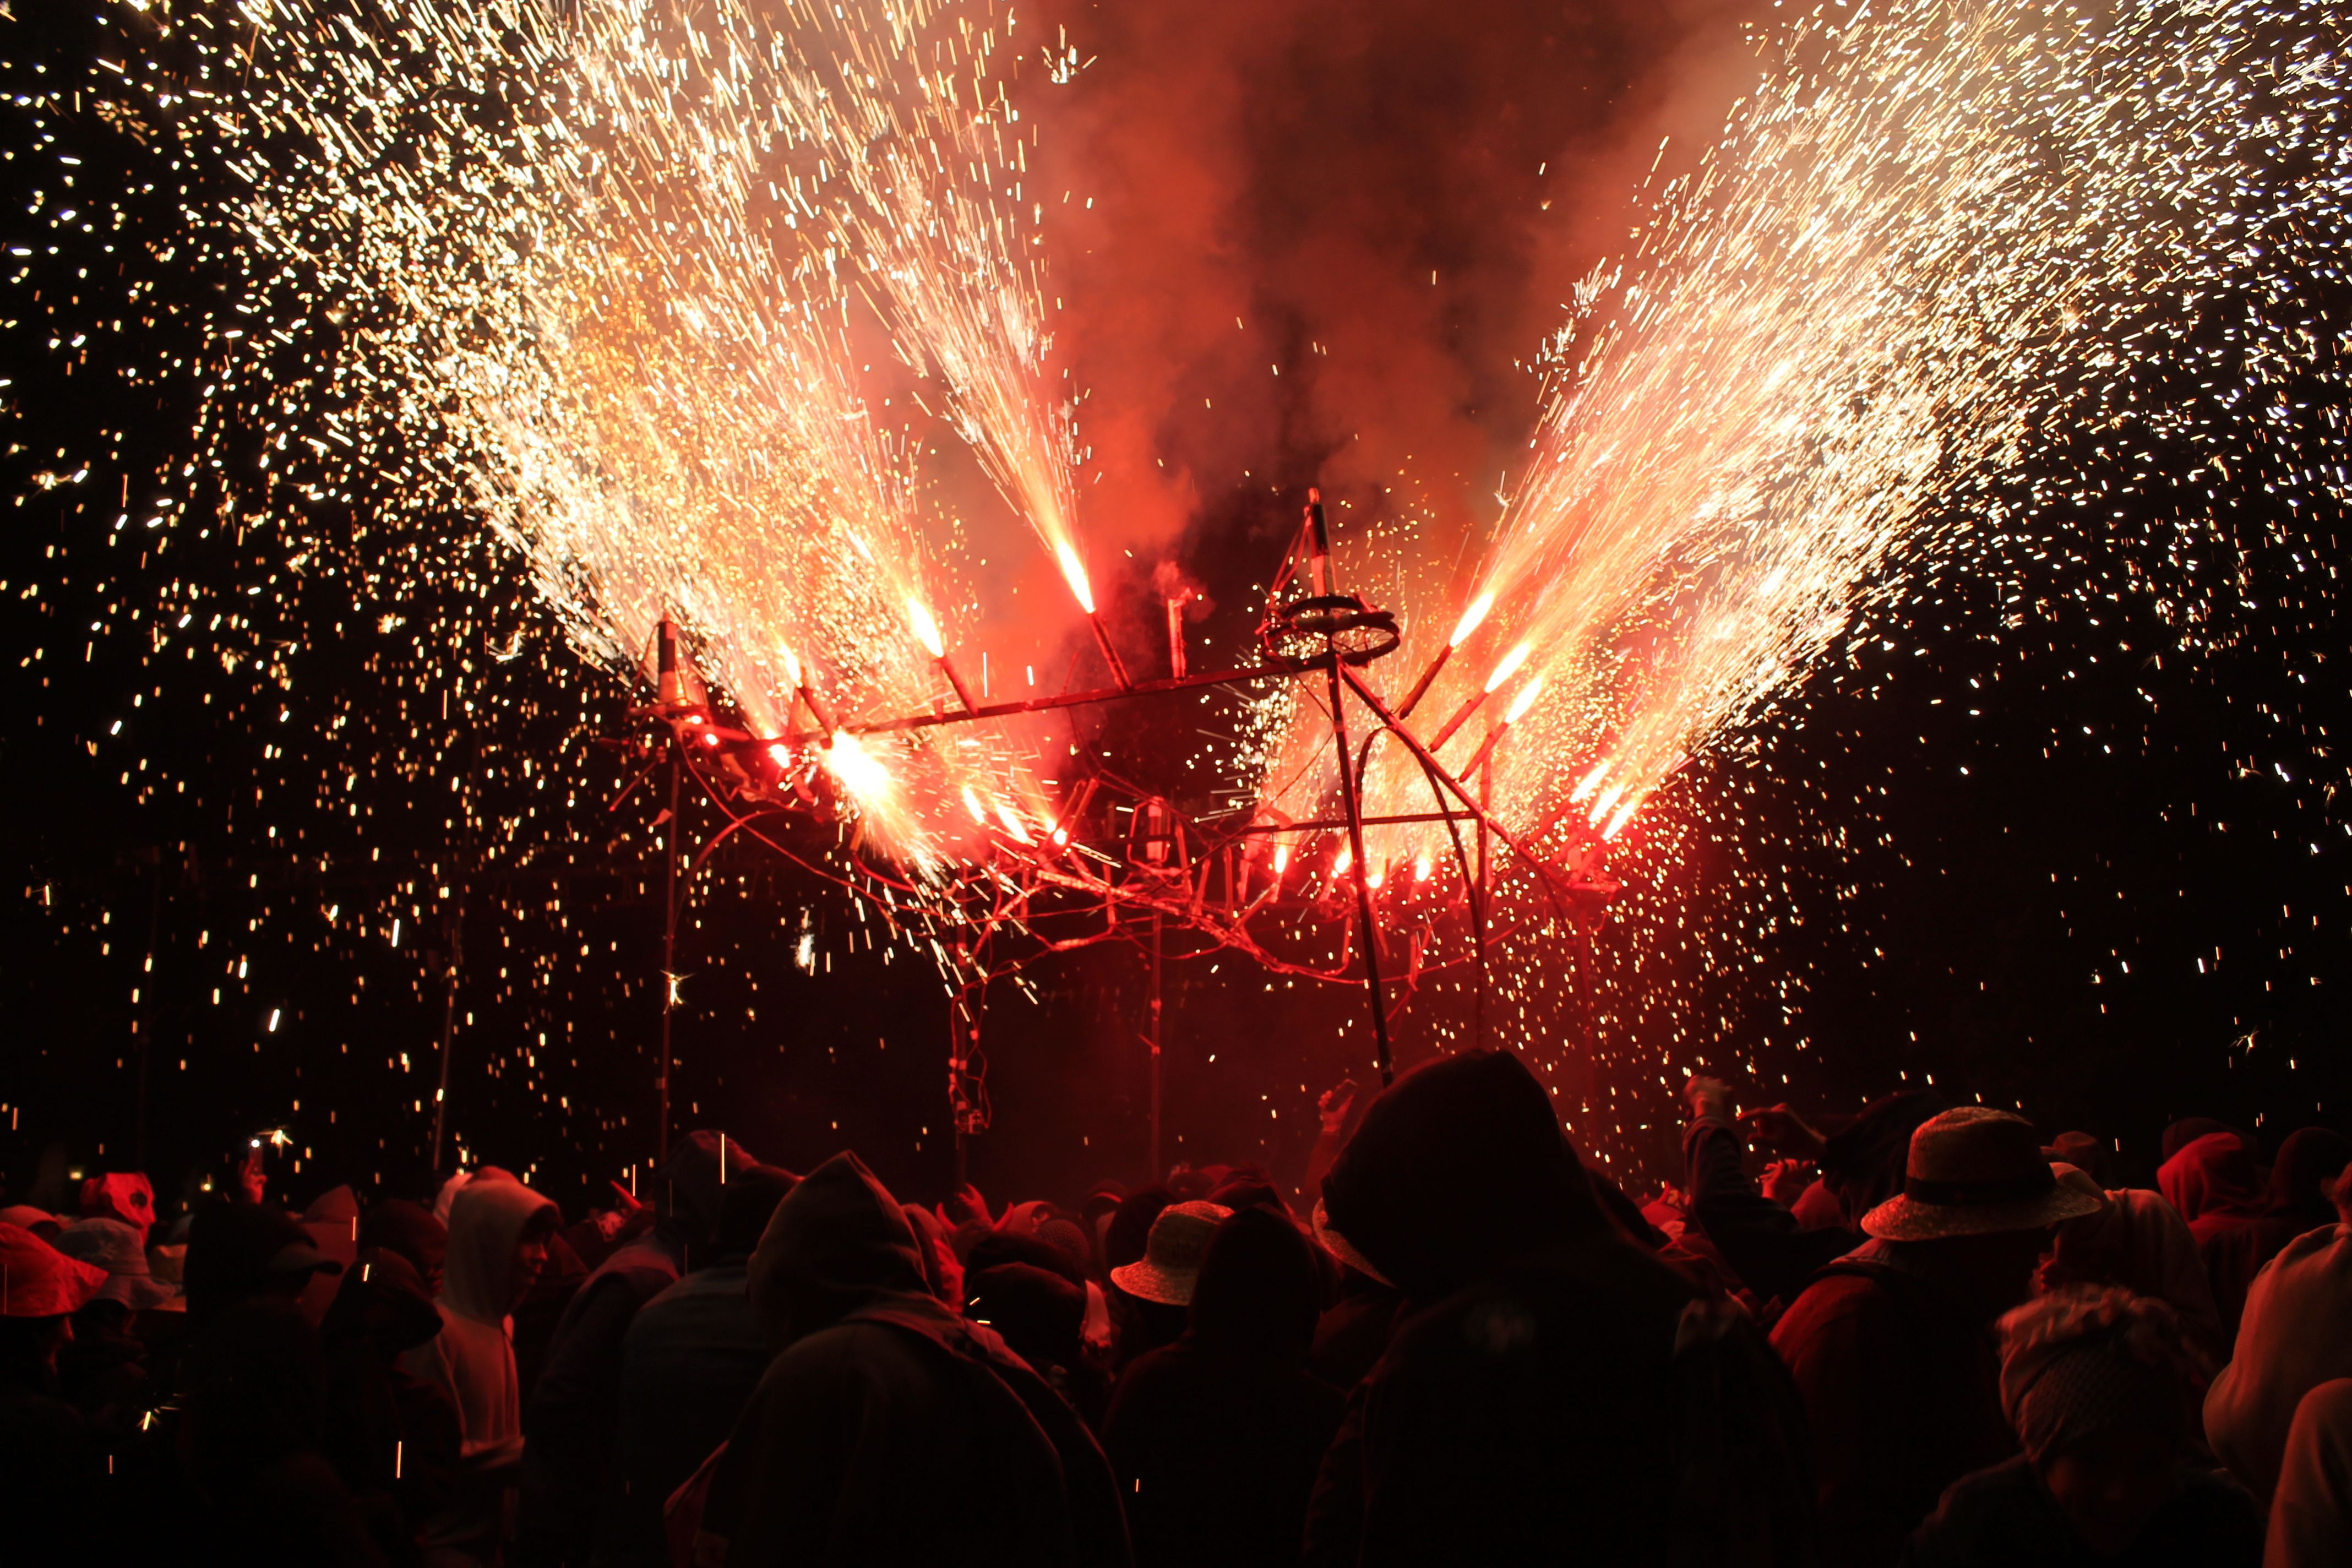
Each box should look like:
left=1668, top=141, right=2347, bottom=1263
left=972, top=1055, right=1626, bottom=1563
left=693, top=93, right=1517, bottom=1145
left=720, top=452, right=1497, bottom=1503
left=2159, top=1131, right=2267, bottom=1225
left=442, top=1173, right=555, bottom=1326
left=1320, top=1049, right=1606, bottom=1303
left=748, top=1151, right=939, bottom=1351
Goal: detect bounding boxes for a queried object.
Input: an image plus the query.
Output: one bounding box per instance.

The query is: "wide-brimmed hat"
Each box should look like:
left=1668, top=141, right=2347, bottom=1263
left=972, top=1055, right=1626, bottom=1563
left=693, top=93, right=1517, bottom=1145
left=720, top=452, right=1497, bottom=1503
left=1861, top=1108, right=2105, bottom=1242
left=1, top=1222, right=108, bottom=1317
left=1109, top=1200, right=1231, bottom=1306
left=1310, top=1199, right=1392, bottom=1287
left=54, top=1217, right=178, bottom=1311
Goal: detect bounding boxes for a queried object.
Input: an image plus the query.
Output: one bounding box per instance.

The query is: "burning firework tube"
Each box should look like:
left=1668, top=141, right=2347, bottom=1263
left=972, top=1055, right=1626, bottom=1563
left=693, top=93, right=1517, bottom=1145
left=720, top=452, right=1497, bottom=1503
left=655, top=616, right=685, bottom=706
left=906, top=597, right=979, bottom=713
left=1395, top=590, right=1496, bottom=720
left=1425, top=640, right=1534, bottom=752
left=1303, top=488, right=1332, bottom=595
left=1088, top=612, right=1134, bottom=691
left=1164, top=594, right=1190, bottom=680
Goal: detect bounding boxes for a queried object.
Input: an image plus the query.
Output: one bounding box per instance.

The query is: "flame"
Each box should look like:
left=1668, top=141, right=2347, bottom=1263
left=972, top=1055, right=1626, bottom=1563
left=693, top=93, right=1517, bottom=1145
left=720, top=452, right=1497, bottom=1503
left=1448, top=591, right=1495, bottom=649
left=1333, top=843, right=1353, bottom=876
left=1055, top=541, right=1096, bottom=616
left=1570, top=761, right=1611, bottom=804
left=960, top=785, right=989, bottom=826
left=1413, top=852, right=1434, bottom=883
left=1482, top=641, right=1533, bottom=694
left=1504, top=675, right=1546, bottom=725
left=1271, top=842, right=1292, bottom=875
left=824, top=730, right=895, bottom=809
left=906, top=597, right=946, bottom=660
left=993, top=801, right=1033, bottom=844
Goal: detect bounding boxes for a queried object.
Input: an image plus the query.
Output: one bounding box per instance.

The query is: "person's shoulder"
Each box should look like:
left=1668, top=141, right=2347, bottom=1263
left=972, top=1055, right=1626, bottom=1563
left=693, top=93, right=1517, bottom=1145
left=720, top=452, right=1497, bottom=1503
left=1770, top=1263, right=1893, bottom=1342
left=2161, top=1462, right=2265, bottom=1550
left=1905, top=1457, right=2052, bottom=1564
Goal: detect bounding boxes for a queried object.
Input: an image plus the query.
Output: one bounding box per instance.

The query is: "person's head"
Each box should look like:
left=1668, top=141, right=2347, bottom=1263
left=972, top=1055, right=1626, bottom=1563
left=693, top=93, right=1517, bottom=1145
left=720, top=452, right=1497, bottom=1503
left=2266, top=1128, right=2352, bottom=1228
left=1818, top=1089, right=1946, bottom=1222
left=2159, top=1117, right=2236, bottom=1165
left=965, top=1261, right=1085, bottom=1373
left=2328, top=1161, right=2352, bottom=1227
left=183, top=1201, right=344, bottom=1322
left=1104, top=1186, right=1177, bottom=1276
left=439, top=1172, right=558, bottom=1326
left=1186, top=1206, right=1322, bottom=1365
left=1861, top=1108, right=2104, bottom=1322
left=715, top=1165, right=797, bottom=1262
left=748, top=1152, right=933, bottom=1350
left=358, top=1199, right=449, bottom=1295
left=52, top=1216, right=177, bottom=1316
left=1999, top=1287, right=2209, bottom=1555
left=2157, top=1130, right=2267, bottom=1224
left=1320, top=1048, right=1607, bottom=1303
left=509, top=1206, right=560, bottom=1310
left=1, top=1222, right=107, bottom=1387
left=654, top=1129, right=761, bottom=1257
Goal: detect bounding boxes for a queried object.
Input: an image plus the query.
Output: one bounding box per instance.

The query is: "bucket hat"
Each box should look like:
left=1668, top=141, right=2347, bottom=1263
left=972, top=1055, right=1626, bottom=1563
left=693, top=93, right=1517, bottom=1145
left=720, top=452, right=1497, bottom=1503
left=1108, top=1200, right=1231, bottom=1306
left=53, top=1217, right=178, bottom=1311
left=1861, top=1108, right=2104, bottom=1241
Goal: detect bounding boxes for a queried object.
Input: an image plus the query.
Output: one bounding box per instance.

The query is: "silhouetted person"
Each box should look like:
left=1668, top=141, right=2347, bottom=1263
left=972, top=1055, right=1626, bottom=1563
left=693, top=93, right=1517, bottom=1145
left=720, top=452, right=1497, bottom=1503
left=1905, top=1287, right=2260, bottom=1566
left=698, top=1152, right=1129, bottom=1566
left=2158, top=1131, right=2270, bottom=1336
left=1106, top=1205, right=1342, bottom=1566
left=322, top=1246, right=463, bottom=1562
left=0, top=1222, right=107, bottom=1567
left=1306, top=1049, right=1813, bottom=1567
left=2266, top=1378, right=2352, bottom=1567
left=2204, top=1159, right=2352, bottom=1505
left=1773, top=1107, right=2103, bottom=1568
left=400, top=1171, right=558, bottom=1566
left=519, top=1130, right=751, bottom=1566
left=597, top=1163, right=794, bottom=1567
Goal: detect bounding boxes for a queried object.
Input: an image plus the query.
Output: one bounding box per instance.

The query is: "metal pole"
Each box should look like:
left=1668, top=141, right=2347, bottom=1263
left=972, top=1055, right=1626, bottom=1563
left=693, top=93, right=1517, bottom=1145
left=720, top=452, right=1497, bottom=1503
left=1148, top=909, right=1164, bottom=1179
left=133, top=851, right=162, bottom=1170
left=1324, top=653, right=1396, bottom=1085
left=429, top=890, right=462, bottom=1170
left=657, top=739, right=682, bottom=1167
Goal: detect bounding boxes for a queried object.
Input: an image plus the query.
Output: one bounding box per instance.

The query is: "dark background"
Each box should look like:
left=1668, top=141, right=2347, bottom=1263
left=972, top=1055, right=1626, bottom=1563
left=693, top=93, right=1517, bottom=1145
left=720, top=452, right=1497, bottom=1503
left=2, top=1, right=2345, bottom=1221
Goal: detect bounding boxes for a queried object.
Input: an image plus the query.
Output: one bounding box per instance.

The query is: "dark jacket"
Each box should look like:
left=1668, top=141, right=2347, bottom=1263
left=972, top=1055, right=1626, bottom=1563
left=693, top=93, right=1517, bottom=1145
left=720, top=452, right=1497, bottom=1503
left=518, top=1130, right=748, bottom=1566
left=1308, top=1049, right=1812, bottom=1568
left=1902, top=1455, right=2262, bottom=1567
left=704, top=1152, right=1130, bottom=1567
left=1772, top=1248, right=2016, bottom=1568
left=597, top=1262, right=771, bottom=1566
left=1104, top=1208, right=1343, bottom=1567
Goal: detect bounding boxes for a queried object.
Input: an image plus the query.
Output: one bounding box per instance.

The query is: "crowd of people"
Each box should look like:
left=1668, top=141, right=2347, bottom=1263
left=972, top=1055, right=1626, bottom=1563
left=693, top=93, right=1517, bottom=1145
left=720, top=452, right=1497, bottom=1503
left=3, top=1050, right=2350, bottom=1566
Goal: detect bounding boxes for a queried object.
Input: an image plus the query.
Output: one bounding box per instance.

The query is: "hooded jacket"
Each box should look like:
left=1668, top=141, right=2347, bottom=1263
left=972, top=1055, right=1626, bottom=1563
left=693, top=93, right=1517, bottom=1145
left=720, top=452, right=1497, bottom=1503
left=704, top=1152, right=1130, bottom=1567
left=400, top=1173, right=553, bottom=1465
left=1309, top=1051, right=1811, bottom=1568
left=520, top=1131, right=751, bottom=1562
left=2159, top=1132, right=2273, bottom=1335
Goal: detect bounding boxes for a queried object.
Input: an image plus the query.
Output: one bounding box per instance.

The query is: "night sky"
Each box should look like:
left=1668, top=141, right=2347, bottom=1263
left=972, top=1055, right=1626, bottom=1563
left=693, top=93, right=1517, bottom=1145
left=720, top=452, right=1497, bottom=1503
left=3, top=1, right=2348, bottom=1220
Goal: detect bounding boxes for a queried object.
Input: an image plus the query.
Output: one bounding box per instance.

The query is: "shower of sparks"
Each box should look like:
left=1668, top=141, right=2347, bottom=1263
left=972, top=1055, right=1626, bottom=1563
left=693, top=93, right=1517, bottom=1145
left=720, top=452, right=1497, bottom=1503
left=1262, top=0, right=2352, bottom=880
left=148, top=0, right=1087, bottom=866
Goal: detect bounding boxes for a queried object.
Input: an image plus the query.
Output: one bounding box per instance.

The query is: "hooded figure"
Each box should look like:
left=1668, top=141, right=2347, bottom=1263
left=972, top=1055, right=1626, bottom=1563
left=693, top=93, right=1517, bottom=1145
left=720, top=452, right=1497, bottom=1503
left=1307, top=1050, right=1812, bottom=1568
left=2038, top=1166, right=2225, bottom=1353
left=322, top=1247, right=463, bottom=1556
left=1104, top=1207, right=1342, bottom=1566
left=598, top=1164, right=796, bottom=1568
left=700, top=1152, right=1130, bottom=1567
left=2157, top=1132, right=2271, bottom=1336
left=400, top=1172, right=557, bottom=1566
left=519, top=1130, right=750, bottom=1565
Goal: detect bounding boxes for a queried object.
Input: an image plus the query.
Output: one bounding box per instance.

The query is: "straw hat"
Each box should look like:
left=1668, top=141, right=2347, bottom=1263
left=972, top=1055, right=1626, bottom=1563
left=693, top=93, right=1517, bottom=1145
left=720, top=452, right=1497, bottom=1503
left=1311, top=1199, right=1392, bottom=1287
left=1861, top=1108, right=2105, bottom=1242
left=1109, top=1200, right=1231, bottom=1306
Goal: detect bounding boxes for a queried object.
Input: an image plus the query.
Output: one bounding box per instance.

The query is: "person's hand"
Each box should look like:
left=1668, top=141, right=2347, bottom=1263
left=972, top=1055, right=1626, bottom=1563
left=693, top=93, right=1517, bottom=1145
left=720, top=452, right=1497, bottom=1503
left=995, top=1199, right=1047, bottom=1235
left=1317, top=1079, right=1360, bottom=1136
left=1681, top=1076, right=1735, bottom=1125
left=940, top=1183, right=992, bottom=1228
left=1761, top=1158, right=1816, bottom=1208
left=1738, top=1103, right=1828, bottom=1157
